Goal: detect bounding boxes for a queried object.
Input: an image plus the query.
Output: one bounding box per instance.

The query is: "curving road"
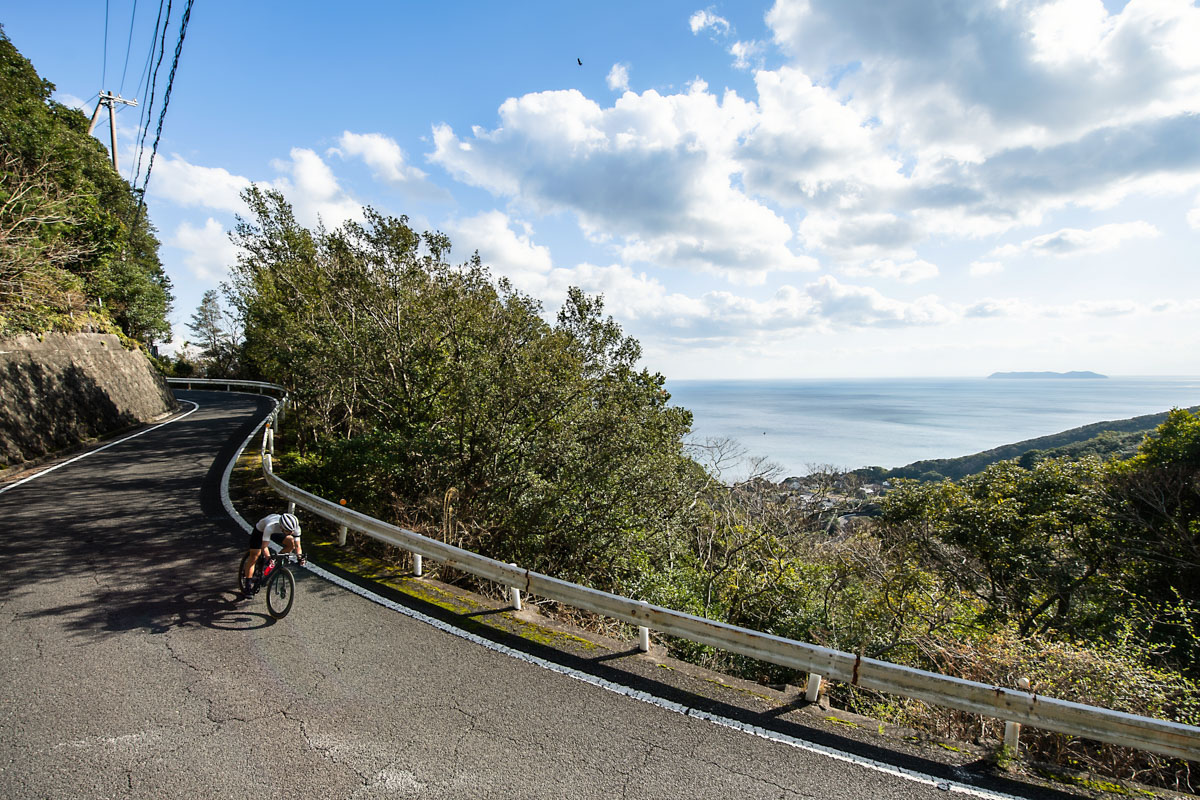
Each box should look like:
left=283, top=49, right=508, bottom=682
left=0, top=391, right=1071, bottom=799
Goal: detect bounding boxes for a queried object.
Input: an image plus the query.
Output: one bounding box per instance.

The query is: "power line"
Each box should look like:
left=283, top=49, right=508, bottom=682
left=101, top=0, right=110, bottom=88
left=136, top=0, right=195, bottom=213
left=133, top=0, right=173, bottom=192
left=119, top=0, right=140, bottom=93
left=130, top=0, right=167, bottom=181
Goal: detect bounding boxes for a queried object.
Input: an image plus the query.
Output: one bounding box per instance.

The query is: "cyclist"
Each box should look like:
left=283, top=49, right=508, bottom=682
left=242, top=512, right=305, bottom=594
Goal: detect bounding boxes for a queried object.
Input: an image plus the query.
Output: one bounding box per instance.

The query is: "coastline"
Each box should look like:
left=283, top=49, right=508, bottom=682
left=667, top=376, right=1200, bottom=477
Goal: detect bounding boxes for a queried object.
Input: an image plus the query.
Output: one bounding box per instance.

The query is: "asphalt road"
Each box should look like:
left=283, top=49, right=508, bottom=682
left=0, top=391, right=1050, bottom=799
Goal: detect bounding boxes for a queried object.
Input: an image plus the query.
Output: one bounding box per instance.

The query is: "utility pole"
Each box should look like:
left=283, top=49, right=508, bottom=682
left=87, top=91, right=138, bottom=172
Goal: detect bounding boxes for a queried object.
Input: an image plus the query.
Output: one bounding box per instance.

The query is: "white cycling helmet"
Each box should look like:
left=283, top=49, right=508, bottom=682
left=280, top=513, right=300, bottom=534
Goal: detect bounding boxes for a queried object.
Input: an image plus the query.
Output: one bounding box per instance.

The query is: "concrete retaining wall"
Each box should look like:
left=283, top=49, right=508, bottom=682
left=0, top=333, right=179, bottom=470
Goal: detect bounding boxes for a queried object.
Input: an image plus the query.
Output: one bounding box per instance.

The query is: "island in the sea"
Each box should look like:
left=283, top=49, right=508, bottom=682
left=988, top=371, right=1108, bottom=379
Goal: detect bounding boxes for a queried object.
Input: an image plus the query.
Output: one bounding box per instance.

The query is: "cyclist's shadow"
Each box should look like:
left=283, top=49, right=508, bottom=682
left=18, top=583, right=282, bottom=637
left=178, top=588, right=282, bottom=631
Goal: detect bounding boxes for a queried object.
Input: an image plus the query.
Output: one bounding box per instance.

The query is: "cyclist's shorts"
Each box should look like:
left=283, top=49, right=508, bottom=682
left=246, top=529, right=298, bottom=550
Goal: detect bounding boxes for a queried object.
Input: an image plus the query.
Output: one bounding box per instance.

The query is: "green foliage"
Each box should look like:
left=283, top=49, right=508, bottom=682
left=881, top=458, right=1119, bottom=638
left=186, top=289, right=240, bottom=377
left=0, top=26, right=172, bottom=344
left=228, top=188, right=697, bottom=590
left=1129, top=407, right=1200, bottom=469
left=1106, top=409, right=1200, bottom=671
left=862, top=625, right=1200, bottom=791
left=885, top=409, right=1193, bottom=482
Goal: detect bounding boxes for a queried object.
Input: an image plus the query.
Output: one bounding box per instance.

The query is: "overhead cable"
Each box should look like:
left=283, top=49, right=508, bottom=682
left=136, top=0, right=195, bottom=213
left=130, top=0, right=167, bottom=182
left=132, top=0, right=172, bottom=191
left=101, top=0, right=110, bottom=88
left=119, top=0, right=140, bottom=93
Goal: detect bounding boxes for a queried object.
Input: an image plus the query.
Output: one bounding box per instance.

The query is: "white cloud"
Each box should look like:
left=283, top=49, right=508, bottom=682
left=406, top=0, right=1200, bottom=355
left=765, top=0, right=1200, bottom=157
left=550, top=269, right=957, bottom=337
left=148, top=155, right=252, bottom=214
left=797, top=211, right=918, bottom=265
left=991, top=221, right=1160, bottom=258
left=169, top=218, right=240, bottom=281
left=968, top=260, right=1004, bottom=276
left=1066, top=300, right=1139, bottom=317
left=964, top=298, right=1030, bottom=318
left=742, top=67, right=905, bottom=210
left=429, top=86, right=815, bottom=280
left=330, top=131, right=427, bottom=184
left=607, top=63, right=630, bottom=92
left=747, top=0, right=1200, bottom=249
left=690, top=9, right=731, bottom=36
left=54, top=92, right=89, bottom=111
left=843, top=258, right=939, bottom=283
left=270, top=147, right=362, bottom=229
left=965, top=296, right=1165, bottom=320
left=806, top=275, right=955, bottom=327
left=729, top=40, right=764, bottom=71
left=444, top=211, right=554, bottom=284
left=1027, top=0, right=1114, bottom=68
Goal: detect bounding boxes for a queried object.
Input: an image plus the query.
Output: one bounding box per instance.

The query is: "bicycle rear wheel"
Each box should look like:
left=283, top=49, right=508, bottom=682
left=265, top=566, right=295, bottom=619
left=238, top=552, right=255, bottom=591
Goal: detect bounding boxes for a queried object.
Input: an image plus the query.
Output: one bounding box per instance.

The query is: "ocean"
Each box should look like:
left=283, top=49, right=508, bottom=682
left=664, top=376, right=1200, bottom=477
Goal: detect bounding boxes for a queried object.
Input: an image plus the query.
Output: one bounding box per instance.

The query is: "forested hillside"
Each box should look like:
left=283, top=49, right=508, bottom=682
left=0, top=27, right=172, bottom=345
left=876, top=407, right=1198, bottom=482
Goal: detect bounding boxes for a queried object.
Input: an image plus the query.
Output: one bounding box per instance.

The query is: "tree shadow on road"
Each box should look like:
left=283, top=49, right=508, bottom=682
left=0, top=390, right=284, bottom=637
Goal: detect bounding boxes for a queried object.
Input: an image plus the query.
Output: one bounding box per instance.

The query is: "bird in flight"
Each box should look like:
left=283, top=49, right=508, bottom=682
left=577, top=58, right=583, bottom=66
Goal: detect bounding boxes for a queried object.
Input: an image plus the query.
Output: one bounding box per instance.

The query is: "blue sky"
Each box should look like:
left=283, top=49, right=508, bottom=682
left=5, top=1, right=1200, bottom=379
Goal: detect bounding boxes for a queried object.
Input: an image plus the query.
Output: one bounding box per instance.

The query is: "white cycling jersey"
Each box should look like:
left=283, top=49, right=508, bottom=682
left=255, top=513, right=301, bottom=543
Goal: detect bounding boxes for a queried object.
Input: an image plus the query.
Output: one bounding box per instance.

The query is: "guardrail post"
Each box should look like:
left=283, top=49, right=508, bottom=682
left=637, top=601, right=651, bottom=652
left=337, top=525, right=348, bottom=546
left=1004, top=677, right=1031, bottom=751
left=413, top=553, right=423, bottom=577
left=509, top=564, right=522, bottom=611
left=287, top=501, right=296, bottom=515
left=266, top=425, right=274, bottom=454
left=805, top=672, right=823, bottom=703
left=263, top=452, right=272, bottom=472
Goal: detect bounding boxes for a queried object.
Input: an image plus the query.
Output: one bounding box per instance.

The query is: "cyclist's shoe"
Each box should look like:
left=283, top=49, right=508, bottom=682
left=240, top=577, right=253, bottom=595
left=298, top=555, right=308, bottom=566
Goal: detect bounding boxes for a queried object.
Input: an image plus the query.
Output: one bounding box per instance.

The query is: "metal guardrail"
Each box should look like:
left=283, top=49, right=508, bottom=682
left=186, top=383, right=1200, bottom=764
left=167, top=377, right=287, bottom=395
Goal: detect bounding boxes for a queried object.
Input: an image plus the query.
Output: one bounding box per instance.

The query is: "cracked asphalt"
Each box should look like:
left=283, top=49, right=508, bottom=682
left=0, top=391, right=1023, bottom=799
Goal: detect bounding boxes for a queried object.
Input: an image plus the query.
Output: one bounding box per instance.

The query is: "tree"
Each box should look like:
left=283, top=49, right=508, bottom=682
left=881, top=457, right=1119, bottom=637
left=226, top=187, right=700, bottom=592
left=1107, top=409, right=1200, bottom=670
left=0, top=25, right=172, bottom=344
left=186, top=289, right=240, bottom=377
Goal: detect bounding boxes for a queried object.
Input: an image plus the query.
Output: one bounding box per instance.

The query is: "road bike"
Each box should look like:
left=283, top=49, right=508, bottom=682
left=238, top=550, right=302, bottom=619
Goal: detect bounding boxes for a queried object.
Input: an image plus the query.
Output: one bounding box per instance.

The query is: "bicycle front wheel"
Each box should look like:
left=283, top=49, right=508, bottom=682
left=265, top=566, right=295, bottom=619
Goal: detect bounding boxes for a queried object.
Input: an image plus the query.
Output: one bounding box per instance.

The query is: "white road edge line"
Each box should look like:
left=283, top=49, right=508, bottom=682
left=219, top=394, right=280, bottom=534
left=0, top=401, right=201, bottom=495
left=214, top=404, right=1023, bottom=800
